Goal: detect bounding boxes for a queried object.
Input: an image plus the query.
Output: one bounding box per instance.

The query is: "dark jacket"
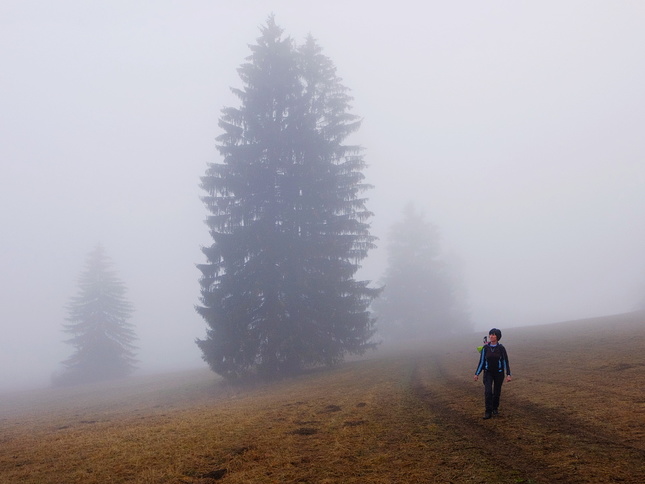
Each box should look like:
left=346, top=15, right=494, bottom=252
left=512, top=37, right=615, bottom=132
left=475, top=343, right=511, bottom=376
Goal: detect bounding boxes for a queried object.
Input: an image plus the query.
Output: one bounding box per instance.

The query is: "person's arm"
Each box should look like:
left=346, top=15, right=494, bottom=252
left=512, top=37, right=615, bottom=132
left=502, top=346, right=512, bottom=382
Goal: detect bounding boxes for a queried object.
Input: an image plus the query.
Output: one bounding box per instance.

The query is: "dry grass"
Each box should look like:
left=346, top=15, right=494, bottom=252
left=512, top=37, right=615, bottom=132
left=1, top=312, right=644, bottom=483
left=0, top=361, right=440, bottom=483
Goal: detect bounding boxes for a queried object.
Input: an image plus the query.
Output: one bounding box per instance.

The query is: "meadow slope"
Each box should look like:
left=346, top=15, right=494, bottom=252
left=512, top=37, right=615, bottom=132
left=1, top=312, right=644, bottom=483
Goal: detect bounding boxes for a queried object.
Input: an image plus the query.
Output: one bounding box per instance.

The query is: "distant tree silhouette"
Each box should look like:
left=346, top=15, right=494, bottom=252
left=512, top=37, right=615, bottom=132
left=373, top=204, right=471, bottom=341
left=197, top=17, right=379, bottom=381
left=54, top=245, right=137, bottom=386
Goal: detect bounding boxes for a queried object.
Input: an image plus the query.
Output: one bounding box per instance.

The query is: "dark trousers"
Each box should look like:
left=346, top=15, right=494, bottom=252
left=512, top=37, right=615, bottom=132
left=483, top=371, right=504, bottom=412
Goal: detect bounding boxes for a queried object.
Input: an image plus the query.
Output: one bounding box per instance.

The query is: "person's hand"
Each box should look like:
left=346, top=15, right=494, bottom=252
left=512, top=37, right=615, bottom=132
left=506, top=375, right=512, bottom=382
left=473, top=375, right=478, bottom=381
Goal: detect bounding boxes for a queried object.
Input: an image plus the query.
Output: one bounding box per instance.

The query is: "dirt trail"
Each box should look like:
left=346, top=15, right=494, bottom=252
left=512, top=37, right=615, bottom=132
left=410, top=355, right=645, bottom=483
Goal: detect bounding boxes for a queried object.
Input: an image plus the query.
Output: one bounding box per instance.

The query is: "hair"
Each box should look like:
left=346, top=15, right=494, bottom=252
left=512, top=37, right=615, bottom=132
left=488, top=328, right=502, bottom=340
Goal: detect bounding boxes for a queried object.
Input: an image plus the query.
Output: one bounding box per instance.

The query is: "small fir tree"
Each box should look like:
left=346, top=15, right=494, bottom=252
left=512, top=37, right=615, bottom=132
left=197, top=17, right=379, bottom=381
left=55, top=245, right=137, bottom=386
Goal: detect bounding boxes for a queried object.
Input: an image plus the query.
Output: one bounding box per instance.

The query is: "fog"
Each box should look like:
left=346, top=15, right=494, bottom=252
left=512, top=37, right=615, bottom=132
left=2, top=1, right=644, bottom=391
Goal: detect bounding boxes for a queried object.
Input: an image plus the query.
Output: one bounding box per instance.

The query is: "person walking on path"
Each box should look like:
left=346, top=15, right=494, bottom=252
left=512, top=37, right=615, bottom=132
left=474, top=328, right=512, bottom=419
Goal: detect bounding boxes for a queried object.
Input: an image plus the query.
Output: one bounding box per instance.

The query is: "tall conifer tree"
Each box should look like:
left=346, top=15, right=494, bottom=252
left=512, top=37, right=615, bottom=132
left=197, top=18, right=378, bottom=380
left=374, top=204, right=471, bottom=341
left=55, top=245, right=137, bottom=386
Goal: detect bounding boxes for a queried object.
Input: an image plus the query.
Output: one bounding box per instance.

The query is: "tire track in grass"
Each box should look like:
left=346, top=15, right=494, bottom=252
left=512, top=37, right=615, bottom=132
left=410, top=360, right=555, bottom=484
left=436, top=357, right=645, bottom=456
left=503, top=394, right=645, bottom=454
left=412, top=356, right=645, bottom=483
left=434, top=357, right=645, bottom=477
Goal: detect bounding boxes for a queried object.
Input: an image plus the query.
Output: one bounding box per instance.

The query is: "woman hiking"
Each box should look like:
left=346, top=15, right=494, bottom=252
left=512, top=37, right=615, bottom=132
left=474, top=328, right=512, bottom=419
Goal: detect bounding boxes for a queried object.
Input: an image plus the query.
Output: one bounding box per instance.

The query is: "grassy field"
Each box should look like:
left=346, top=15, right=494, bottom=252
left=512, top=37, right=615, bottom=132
left=1, top=312, right=644, bottom=483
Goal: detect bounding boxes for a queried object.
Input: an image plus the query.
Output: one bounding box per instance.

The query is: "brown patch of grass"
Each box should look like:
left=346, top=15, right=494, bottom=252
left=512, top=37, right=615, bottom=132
left=0, top=358, right=443, bottom=483
left=1, top=312, right=644, bottom=483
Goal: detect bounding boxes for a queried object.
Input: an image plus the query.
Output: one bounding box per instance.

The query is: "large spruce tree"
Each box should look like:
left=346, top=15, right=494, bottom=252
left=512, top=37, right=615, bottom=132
left=55, top=245, right=137, bottom=386
left=374, top=204, right=471, bottom=341
left=197, top=18, right=378, bottom=381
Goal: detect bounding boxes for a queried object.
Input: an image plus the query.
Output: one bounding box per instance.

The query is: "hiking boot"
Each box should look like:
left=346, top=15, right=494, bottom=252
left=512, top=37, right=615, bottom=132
left=492, top=409, right=499, bottom=416
left=483, top=412, right=492, bottom=420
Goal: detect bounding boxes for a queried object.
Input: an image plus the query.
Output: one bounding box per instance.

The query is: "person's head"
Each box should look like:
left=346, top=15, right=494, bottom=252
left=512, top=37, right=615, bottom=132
left=489, top=328, right=502, bottom=343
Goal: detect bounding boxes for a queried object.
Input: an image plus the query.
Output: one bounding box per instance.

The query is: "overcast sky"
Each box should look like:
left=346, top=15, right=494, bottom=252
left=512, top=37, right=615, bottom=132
left=2, top=1, right=644, bottom=390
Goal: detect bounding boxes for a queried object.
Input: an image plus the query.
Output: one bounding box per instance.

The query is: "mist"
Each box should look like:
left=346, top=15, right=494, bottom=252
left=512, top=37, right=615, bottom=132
left=2, top=1, right=644, bottom=391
